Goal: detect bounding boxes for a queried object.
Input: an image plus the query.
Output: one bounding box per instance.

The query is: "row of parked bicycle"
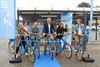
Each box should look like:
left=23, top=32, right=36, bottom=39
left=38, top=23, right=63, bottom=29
left=8, top=33, right=85, bottom=63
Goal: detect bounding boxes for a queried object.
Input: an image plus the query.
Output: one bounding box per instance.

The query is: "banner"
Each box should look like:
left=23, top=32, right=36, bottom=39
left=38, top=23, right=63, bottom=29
left=0, top=0, right=16, bottom=39
left=61, top=12, right=73, bottom=45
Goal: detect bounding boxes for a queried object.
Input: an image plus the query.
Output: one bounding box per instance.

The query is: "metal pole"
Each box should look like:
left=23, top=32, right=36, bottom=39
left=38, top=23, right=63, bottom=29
left=17, top=9, right=19, bottom=23
left=88, top=0, right=94, bottom=45
left=95, top=18, right=97, bottom=40
left=83, top=10, right=87, bottom=27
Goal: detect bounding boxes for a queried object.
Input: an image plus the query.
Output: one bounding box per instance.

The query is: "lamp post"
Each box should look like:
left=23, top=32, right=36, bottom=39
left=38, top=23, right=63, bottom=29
left=83, top=8, right=87, bottom=27
left=89, top=0, right=94, bottom=44
left=82, top=0, right=95, bottom=62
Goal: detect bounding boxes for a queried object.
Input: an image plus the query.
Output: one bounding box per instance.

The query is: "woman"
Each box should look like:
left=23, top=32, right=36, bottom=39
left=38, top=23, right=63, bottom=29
left=31, top=21, right=40, bottom=47
left=15, top=22, right=24, bottom=58
left=23, top=22, right=29, bottom=56
left=15, top=22, right=30, bottom=58
left=55, top=23, right=65, bottom=55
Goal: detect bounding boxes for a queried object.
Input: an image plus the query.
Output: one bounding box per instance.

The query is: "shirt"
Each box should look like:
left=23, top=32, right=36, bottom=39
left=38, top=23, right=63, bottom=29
left=28, top=23, right=32, bottom=33
left=48, top=24, right=51, bottom=34
left=78, top=26, right=82, bottom=35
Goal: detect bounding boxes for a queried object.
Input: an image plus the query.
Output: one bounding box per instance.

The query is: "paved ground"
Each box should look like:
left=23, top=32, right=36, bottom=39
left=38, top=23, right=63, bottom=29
left=0, top=39, right=100, bottom=67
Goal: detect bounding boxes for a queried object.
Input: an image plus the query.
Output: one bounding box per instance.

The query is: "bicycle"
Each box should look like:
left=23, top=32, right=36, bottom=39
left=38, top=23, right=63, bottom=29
left=29, top=33, right=41, bottom=62
left=8, top=35, right=36, bottom=63
left=72, top=34, right=84, bottom=61
left=55, top=35, right=72, bottom=59
left=8, top=39, right=16, bottom=54
left=43, top=33, right=56, bottom=60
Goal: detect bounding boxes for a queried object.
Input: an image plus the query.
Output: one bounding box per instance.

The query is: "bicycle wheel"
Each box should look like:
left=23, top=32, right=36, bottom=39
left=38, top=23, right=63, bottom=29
left=50, top=46, right=55, bottom=60
left=28, top=46, right=35, bottom=63
left=51, top=51, right=53, bottom=60
left=56, top=44, right=62, bottom=55
left=76, top=45, right=84, bottom=61
left=64, top=43, right=72, bottom=59
left=37, top=46, right=40, bottom=59
left=29, top=49, right=35, bottom=63
left=8, top=42, right=16, bottom=54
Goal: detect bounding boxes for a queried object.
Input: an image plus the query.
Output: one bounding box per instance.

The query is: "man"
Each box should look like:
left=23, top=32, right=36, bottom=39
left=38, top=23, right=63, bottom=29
left=74, top=18, right=87, bottom=50
left=43, top=17, right=55, bottom=35
left=74, top=19, right=85, bottom=35
left=43, top=17, right=55, bottom=55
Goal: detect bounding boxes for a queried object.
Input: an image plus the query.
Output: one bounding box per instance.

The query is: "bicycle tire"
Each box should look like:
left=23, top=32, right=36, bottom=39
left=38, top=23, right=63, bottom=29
left=51, top=51, right=53, bottom=60
left=29, top=50, right=35, bottom=63
left=56, top=44, right=62, bottom=55
left=50, top=46, right=55, bottom=60
left=8, top=42, right=16, bottom=54
left=76, top=45, right=84, bottom=61
left=37, top=47, right=40, bottom=59
left=64, top=43, right=72, bottom=59
left=27, top=44, right=35, bottom=63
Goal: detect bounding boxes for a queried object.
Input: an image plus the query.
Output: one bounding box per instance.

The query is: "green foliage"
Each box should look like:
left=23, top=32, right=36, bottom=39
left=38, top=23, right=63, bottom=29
left=77, top=2, right=90, bottom=7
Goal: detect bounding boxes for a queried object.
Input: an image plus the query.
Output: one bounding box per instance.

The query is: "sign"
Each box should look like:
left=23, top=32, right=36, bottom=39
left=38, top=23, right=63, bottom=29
left=0, top=0, right=16, bottom=39
left=61, top=12, right=73, bottom=45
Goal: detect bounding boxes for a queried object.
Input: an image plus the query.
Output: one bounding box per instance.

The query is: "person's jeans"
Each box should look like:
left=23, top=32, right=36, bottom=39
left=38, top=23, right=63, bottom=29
left=31, top=36, right=40, bottom=50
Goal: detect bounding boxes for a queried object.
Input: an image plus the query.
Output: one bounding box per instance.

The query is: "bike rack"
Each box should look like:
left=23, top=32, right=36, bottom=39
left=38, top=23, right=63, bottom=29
left=82, top=54, right=94, bottom=62
left=9, top=54, right=22, bottom=63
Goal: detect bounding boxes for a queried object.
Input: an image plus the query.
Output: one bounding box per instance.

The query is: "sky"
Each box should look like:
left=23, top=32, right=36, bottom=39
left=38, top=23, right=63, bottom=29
left=16, top=0, right=100, bottom=9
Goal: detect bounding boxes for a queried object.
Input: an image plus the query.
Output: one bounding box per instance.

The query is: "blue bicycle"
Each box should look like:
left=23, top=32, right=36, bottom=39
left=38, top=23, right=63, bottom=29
left=8, top=35, right=37, bottom=63
left=8, top=39, right=16, bottom=54
left=43, top=34, right=56, bottom=60
left=55, top=37, right=72, bottom=59
left=72, top=34, right=84, bottom=61
left=28, top=33, right=40, bottom=62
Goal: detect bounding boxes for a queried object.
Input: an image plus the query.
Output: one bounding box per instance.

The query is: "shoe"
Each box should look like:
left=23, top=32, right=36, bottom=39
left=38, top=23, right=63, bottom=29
left=15, top=53, right=19, bottom=58
left=74, top=49, right=77, bottom=52
left=25, top=52, right=29, bottom=56
left=73, top=50, right=77, bottom=55
left=44, top=51, right=46, bottom=55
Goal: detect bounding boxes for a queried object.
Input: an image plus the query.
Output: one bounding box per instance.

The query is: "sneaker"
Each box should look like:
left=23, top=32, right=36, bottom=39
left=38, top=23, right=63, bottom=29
left=44, top=51, right=46, bottom=55
left=73, top=50, right=77, bottom=54
left=74, top=49, right=77, bottom=52
left=15, top=53, right=19, bottom=58
left=25, top=52, right=29, bottom=56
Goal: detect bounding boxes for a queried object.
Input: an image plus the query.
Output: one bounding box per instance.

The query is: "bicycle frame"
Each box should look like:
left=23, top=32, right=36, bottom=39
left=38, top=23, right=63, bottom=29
left=56, top=38, right=68, bottom=52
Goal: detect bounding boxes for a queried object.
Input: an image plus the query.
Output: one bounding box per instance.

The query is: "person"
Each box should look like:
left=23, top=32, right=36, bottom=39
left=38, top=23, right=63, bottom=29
left=43, top=17, right=55, bottom=55
left=74, top=18, right=87, bottom=50
left=27, top=20, right=33, bottom=33
left=29, top=21, right=40, bottom=61
left=31, top=21, right=40, bottom=46
left=23, top=22, right=30, bottom=56
left=43, top=17, right=55, bottom=35
left=15, top=22, right=30, bottom=58
left=64, top=24, right=68, bottom=32
left=55, top=23, right=65, bottom=55
left=74, top=19, right=85, bottom=35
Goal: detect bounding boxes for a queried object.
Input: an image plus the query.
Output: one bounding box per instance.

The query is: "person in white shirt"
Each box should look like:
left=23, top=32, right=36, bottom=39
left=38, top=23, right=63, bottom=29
left=74, top=18, right=87, bottom=50
left=43, top=17, right=55, bottom=55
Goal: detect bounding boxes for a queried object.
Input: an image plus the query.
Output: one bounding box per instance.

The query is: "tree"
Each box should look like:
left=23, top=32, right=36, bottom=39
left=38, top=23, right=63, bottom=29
left=77, top=2, right=90, bottom=7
